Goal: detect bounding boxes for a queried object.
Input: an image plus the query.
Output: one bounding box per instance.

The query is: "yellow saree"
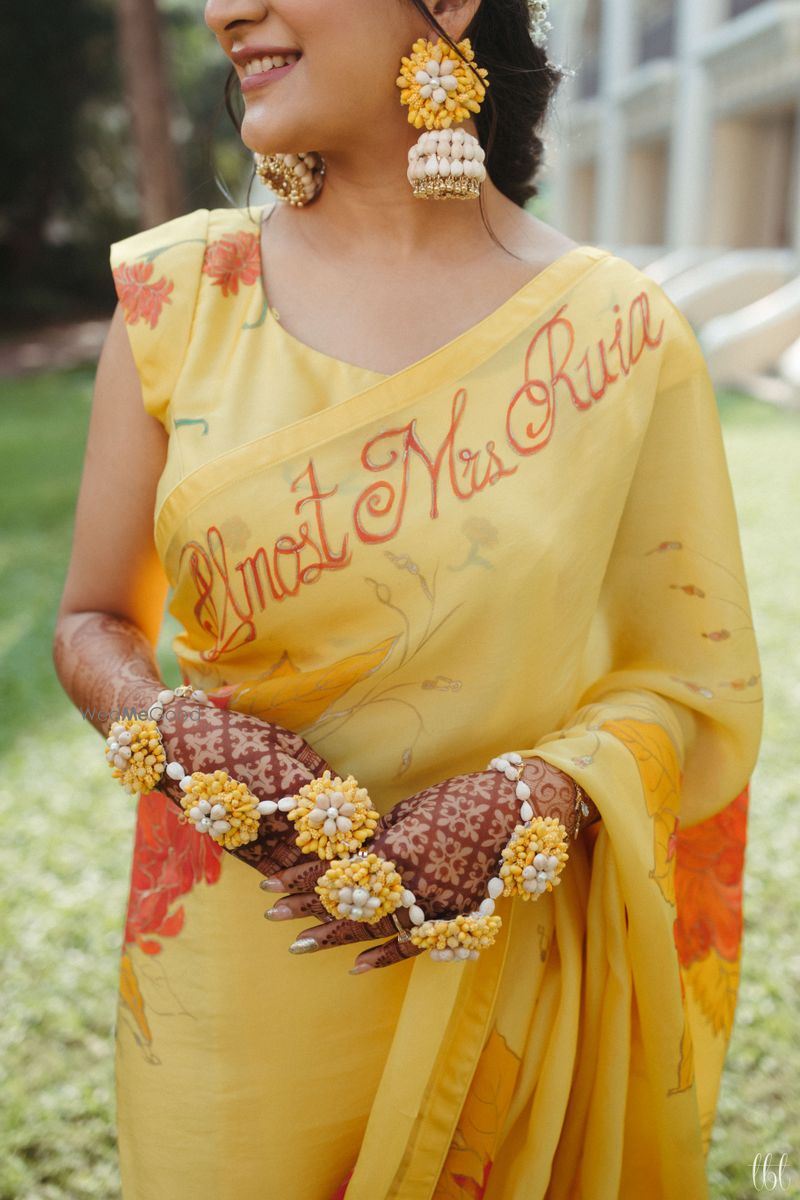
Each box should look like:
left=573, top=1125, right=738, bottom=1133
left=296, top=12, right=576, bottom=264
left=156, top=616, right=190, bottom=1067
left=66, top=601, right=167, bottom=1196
left=109, top=205, right=762, bottom=1199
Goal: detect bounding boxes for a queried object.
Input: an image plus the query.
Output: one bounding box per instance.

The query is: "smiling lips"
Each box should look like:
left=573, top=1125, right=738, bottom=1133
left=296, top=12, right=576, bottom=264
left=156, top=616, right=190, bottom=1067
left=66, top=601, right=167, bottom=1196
left=241, top=52, right=301, bottom=91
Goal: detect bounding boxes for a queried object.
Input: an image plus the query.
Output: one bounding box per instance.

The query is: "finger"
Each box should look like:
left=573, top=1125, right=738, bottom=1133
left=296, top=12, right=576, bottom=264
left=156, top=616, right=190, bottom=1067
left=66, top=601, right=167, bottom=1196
left=263, top=891, right=330, bottom=923
left=287, top=910, right=404, bottom=953
left=350, top=935, right=425, bottom=973
left=260, top=856, right=328, bottom=894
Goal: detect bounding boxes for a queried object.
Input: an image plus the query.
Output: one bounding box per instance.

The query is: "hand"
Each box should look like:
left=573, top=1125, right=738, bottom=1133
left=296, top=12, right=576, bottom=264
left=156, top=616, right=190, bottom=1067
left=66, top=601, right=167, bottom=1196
left=258, top=758, right=599, bottom=973
left=153, top=694, right=336, bottom=877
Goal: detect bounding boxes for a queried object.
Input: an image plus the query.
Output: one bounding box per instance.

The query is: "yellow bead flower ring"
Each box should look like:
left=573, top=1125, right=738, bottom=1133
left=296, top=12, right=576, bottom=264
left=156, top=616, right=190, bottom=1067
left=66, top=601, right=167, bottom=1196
left=178, top=769, right=262, bottom=851
left=396, top=38, right=489, bottom=199
left=315, top=852, right=406, bottom=923
left=276, top=769, right=380, bottom=860
left=409, top=912, right=502, bottom=961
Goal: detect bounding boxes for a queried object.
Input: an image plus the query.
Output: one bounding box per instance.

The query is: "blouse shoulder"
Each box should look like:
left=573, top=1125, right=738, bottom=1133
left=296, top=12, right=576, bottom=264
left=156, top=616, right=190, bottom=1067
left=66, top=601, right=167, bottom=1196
left=109, top=207, right=210, bottom=429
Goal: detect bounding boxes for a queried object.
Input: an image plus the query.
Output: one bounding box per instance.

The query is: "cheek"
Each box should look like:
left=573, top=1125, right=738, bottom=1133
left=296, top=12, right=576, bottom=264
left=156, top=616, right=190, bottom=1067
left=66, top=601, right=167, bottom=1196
left=284, top=0, right=411, bottom=96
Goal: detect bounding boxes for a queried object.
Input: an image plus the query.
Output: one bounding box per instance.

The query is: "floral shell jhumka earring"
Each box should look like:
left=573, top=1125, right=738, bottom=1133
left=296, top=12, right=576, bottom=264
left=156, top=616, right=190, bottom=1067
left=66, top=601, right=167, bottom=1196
left=252, top=2, right=552, bottom=208
left=396, top=37, right=489, bottom=200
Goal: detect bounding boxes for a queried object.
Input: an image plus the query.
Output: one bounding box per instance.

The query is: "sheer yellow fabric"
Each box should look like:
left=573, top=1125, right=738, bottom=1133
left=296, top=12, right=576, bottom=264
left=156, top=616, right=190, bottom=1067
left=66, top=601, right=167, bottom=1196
left=109, top=206, right=762, bottom=1199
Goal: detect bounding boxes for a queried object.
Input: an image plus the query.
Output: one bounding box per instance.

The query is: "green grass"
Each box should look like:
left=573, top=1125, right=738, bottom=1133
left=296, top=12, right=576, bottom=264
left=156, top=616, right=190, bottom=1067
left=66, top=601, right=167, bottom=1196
left=0, top=369, right=797, bottom=1199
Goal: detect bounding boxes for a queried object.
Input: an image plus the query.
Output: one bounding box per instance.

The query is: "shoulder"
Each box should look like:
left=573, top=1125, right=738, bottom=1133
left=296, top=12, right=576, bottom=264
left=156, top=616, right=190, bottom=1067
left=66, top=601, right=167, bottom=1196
left=108, top=208, right=214, bottom=426
left=109, top=208, right=210, bottom=332
left=106, top=205, right=266, bottom=428
left=109, top=207, right=211, bottom=274
left=109, top=205, right=265, bottom=324
left=200, top=205, right=264, bottom=297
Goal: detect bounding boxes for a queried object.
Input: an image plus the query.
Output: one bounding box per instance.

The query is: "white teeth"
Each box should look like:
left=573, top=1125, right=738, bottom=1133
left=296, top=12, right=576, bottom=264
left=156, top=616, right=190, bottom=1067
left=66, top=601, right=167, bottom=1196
left=244, top=52, right=300, bottom=77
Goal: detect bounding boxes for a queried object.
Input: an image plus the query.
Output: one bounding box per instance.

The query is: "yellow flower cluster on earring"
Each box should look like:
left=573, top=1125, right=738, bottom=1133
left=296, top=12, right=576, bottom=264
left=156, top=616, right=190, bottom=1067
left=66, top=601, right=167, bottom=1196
left=397, top=37, right=488, bottom=130
left=396, top=37, right=489, bottom=200
left=275, top=770, right=380, bottom=859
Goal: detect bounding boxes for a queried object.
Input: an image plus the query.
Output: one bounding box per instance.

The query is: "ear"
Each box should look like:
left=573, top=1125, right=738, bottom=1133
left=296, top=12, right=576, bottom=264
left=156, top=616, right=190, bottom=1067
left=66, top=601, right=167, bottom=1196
left=424, top=0, right=482, bottom=42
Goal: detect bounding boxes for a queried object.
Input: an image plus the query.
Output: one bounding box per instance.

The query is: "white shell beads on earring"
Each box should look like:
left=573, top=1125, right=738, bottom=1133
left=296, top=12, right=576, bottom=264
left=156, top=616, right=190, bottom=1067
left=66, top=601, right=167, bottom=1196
left=407, top=128, right=486, bottom=199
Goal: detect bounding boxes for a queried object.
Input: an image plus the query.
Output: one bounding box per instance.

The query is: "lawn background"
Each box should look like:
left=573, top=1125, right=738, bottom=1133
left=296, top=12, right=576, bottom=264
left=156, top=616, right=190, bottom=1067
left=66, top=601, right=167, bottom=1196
left=0, top=368, right=797, bottom=1199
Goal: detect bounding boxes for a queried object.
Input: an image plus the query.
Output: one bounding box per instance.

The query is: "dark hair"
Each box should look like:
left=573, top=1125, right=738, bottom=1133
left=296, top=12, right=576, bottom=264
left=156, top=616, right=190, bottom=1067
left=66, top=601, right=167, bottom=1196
left=219, top=0, right=564, bottom=239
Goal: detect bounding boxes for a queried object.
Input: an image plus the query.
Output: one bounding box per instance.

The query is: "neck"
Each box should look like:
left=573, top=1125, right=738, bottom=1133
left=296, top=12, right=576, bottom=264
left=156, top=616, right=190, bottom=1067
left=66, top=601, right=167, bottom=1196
left=273, top=118, right=515, bottom=264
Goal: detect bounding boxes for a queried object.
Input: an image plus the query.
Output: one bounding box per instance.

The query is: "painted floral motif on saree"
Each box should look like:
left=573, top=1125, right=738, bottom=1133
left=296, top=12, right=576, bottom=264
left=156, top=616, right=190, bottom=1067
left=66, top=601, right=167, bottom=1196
left=597, top=716, right=749, bottom=1093
left=112, top=259, right=174, bottom=329
left=433, top=1027, right=522, bottom=1199
left=673, top=784, right=749, bottom=1041
left=202, top=229, right=261, bottom=296
left=118, top=789, right=223, bottom=1060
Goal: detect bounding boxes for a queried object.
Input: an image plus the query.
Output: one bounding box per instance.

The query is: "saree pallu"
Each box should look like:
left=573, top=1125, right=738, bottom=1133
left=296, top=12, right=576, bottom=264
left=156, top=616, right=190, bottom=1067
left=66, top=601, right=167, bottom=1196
left=109, top=206, right=763, bottom=1199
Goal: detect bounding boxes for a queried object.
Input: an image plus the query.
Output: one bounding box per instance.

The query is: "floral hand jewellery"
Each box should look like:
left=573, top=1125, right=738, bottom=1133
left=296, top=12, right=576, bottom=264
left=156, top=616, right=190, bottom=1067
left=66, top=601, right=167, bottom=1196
left=106, top=703, right=379, bottom=856
left=106, top=702, right=588, bottom=964
left=305, top=751, right=587, bottom=964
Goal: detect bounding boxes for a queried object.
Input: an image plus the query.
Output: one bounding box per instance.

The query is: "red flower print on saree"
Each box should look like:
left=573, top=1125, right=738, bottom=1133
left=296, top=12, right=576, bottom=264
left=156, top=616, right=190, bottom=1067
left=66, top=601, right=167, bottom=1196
left=202, top=230, right=261, bottom=297
left=673, top=784, right=749, bottom=1039
left=118, top=790, right=223, bottom=1057
left=112, top=260, right=174, bottom=328
left=124, top=789, right=223, bottom=955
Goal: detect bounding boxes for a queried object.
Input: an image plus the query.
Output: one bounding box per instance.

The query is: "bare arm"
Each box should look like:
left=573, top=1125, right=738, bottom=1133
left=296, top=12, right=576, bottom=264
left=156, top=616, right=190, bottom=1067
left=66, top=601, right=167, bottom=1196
left=52, top=302, right=333, bottom=876
left=53, top=301, right=172, bottom=737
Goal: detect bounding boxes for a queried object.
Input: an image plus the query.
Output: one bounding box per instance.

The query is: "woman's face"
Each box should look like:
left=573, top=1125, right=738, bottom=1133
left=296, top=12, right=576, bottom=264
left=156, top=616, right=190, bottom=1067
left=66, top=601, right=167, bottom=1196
left=204, top=0, right=479, bottom=159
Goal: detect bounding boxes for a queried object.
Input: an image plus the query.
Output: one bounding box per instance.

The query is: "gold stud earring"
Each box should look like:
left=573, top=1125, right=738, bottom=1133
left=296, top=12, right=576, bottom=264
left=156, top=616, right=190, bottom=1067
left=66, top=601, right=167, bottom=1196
left=396, top=36, right=489, bottom=199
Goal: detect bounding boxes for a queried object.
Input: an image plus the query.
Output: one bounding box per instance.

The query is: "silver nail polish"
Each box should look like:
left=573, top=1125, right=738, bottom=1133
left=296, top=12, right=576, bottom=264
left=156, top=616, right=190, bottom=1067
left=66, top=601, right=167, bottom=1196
left=264, top=906, right=292, bottom=921
left=288, top=937, right=320, bottom=954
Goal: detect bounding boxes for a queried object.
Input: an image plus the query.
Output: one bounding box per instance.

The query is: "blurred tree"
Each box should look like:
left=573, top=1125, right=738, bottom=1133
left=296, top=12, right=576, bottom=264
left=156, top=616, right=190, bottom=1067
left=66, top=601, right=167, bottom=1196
left=117, top=0, right=185, bottom=225
left=0, top=0, right=245, bottom=326
left=0, top=0, right=117, bottom=322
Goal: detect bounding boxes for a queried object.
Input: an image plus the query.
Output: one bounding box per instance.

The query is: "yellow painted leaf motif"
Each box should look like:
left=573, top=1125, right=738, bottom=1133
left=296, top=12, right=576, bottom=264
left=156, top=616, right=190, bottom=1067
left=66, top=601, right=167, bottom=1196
left=600, top=718, right=681, bottom=907
left=684, top=954, right=742, bottom=1042
left=433, top=1026, right=521, bottom=1199
left=119, top=950, right=152, bottom=1046
left=212, top=637, right=399, bottom=728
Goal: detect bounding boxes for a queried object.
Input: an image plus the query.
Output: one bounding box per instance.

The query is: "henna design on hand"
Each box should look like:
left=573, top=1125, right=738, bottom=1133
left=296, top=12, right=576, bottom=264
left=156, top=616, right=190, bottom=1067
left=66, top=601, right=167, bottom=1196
left=53, top=611, right=165, bottom=737
left=267, top=758, right=601, bottom=969
left=53, top=610, right=336, bottom=876
left=154, top=697, right=335, bottom=877
left=368, top=758, right=600, bottom=923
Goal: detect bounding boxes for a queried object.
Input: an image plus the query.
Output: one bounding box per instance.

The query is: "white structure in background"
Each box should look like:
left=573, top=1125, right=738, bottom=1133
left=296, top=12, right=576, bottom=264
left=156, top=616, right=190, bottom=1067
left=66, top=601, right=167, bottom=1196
left=547, top=0, right=800, bottom=404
